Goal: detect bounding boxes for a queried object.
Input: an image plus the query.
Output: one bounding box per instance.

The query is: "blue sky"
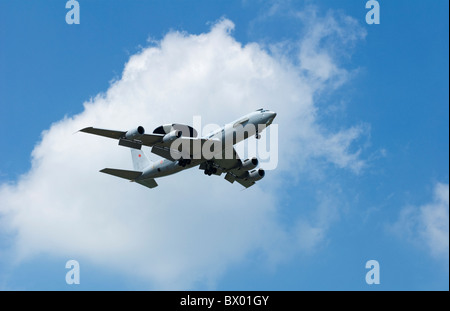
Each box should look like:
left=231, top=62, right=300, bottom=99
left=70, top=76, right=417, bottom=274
left=0, top=1, right=448, bottom=290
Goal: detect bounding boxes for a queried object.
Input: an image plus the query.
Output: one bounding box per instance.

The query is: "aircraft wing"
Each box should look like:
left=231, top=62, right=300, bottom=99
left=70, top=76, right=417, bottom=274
left=234, top=178, right=256, bottom=188
left=201, top=146, right=261, bottom=189
left=80, top=126, right=212, bottom=161
left=211, top=145, right=241, bottom=170
left=80, top=127, right=165, bottom=148
left=140, top=133, right=169, bottom=147
left=80, top=127, right=125, bottom=139
left=151, top=137, right=215, bottom=161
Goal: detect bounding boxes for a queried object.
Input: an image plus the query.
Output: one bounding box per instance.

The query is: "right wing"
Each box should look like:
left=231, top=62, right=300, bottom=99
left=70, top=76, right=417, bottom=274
left=79, top=127, right=125, bottom=139
left=80, top=126, right=202, bottom=149
left=79, top=127, right=164, bottom=149
left=79, top=127, right=208, bottom=159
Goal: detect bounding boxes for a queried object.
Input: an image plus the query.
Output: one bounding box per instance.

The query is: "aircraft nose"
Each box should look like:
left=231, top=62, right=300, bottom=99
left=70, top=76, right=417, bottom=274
left=265, top=111, right=277, bottom=125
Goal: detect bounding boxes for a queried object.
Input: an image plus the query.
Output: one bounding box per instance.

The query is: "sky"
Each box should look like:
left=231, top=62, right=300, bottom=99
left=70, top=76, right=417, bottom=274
left=0, top=0, right=448, bottom=291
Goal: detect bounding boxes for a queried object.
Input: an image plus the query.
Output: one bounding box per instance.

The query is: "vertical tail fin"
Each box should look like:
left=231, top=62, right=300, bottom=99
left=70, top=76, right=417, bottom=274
left=131, top=149, right=151, bottom=171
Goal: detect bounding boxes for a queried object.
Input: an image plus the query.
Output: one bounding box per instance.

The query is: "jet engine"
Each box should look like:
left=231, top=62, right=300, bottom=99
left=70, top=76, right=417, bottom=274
left=247, top=169, right=265, bottom=182
left=125, top=126, right=145, bottom=140
left=162, top=130, right=182, bottom=143
left=240, top=157, right=258, bottom=171
left=153, top=124, right=198, bottom=137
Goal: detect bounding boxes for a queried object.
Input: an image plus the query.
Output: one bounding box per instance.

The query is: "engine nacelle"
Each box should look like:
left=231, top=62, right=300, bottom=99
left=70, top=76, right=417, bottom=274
left=125, top=126, right=145, bottom=140
left=240, top=157, right=258, bottom=171
left=162, top=130, right=182, bottom=143
left=247, top=168, right=265, bottom=182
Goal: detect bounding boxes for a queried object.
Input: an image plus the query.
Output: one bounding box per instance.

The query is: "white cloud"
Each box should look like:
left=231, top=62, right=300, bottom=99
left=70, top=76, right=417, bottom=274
left=0, top=15, right=367, bottom=289
left=391, top=183, right=449, bottom=260
left=297, top=8, right=366, bottom=89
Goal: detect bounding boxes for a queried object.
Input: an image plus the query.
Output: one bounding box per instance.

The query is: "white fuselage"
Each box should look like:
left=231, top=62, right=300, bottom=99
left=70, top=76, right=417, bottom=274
left=137, top=109, right=276, bottom=180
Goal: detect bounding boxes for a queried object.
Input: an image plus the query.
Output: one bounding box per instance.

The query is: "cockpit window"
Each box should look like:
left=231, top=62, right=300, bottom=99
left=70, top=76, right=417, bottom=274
left=256, top=108, right=266, bottom=112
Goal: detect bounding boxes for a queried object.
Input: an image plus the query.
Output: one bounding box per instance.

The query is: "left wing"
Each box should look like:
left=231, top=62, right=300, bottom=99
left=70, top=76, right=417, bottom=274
left=201, top=146, right=265, bottom=189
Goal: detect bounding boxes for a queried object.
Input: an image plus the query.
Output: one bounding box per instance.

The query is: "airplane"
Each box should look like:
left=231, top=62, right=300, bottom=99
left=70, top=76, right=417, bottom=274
left=79, top=108, right=277, bottom=189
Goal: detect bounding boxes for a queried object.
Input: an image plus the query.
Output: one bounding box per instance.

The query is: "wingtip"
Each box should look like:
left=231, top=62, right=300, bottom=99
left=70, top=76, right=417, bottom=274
left=73, top=127, right=93, bottom=135
left=79, top=127, right=93, bottom=132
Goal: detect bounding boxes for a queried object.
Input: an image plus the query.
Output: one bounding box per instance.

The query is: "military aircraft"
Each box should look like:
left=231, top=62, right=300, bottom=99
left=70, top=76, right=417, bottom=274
left=79, top=108, right=277, bottom=189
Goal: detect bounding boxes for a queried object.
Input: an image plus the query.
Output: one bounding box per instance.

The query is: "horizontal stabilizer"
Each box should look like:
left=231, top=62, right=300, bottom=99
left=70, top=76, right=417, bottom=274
left=100, top=168, right=142, bottom=180
left=136, top=178, right=158, bottom=189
